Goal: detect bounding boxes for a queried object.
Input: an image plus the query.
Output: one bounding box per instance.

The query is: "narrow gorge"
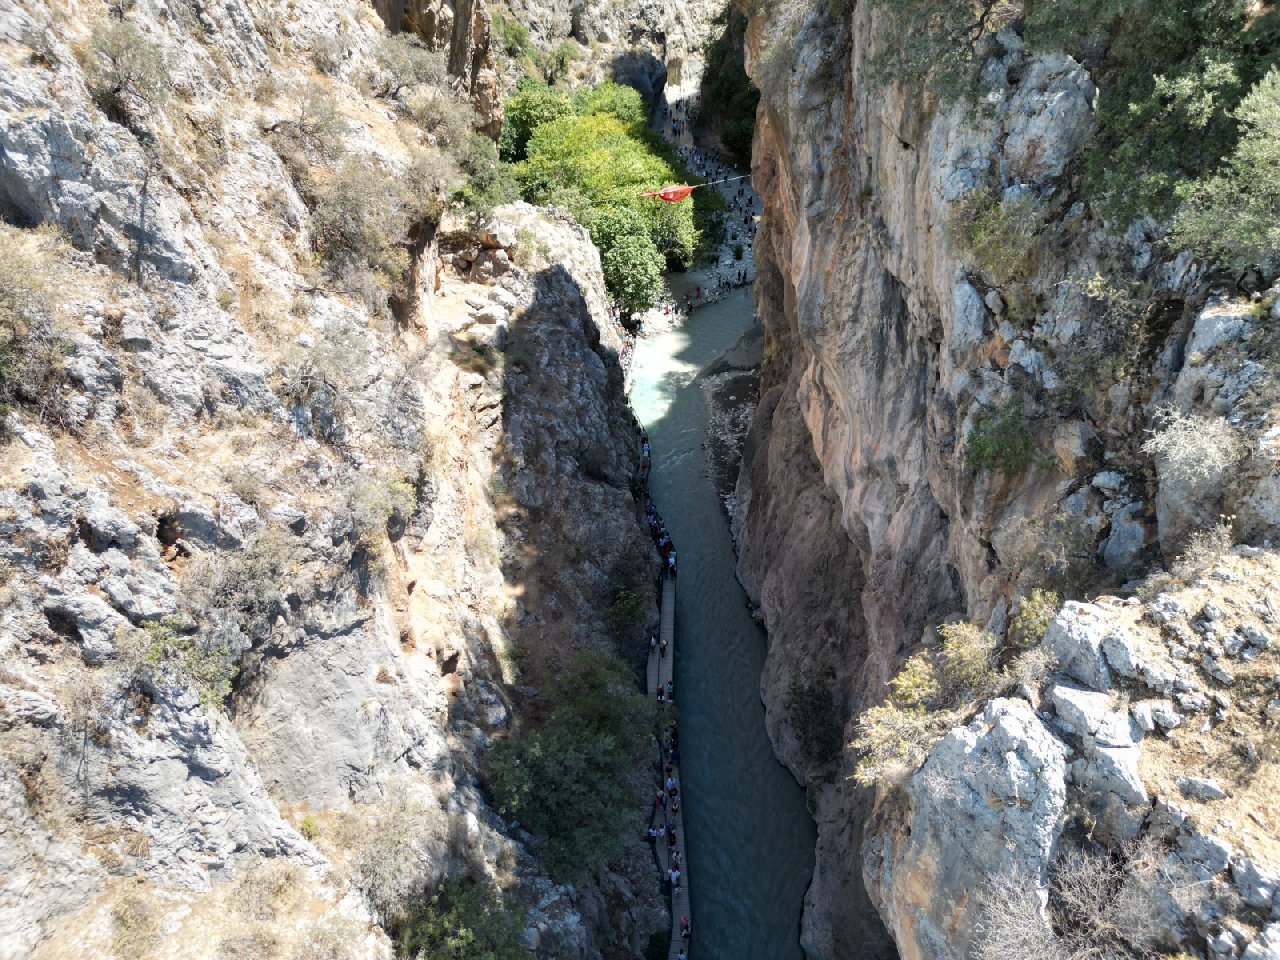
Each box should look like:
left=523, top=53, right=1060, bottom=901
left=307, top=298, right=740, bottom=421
left=2, top=1, right=1280, bottom=960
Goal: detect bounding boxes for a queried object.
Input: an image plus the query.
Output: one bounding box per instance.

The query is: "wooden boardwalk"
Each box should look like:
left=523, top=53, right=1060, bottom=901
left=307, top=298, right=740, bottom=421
left=646, top=575, right=690, bottom=960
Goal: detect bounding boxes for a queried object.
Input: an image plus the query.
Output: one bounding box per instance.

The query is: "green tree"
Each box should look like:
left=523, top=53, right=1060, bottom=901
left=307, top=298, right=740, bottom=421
left=573, top=79, right=647, bottom=126
left=601, top=234, right=664, bottom=314
left=1173, top=67, right=1280, bottom=270
left=484, top=652, right=655, bottom=879
left=498, top=77, right=573, bottom=163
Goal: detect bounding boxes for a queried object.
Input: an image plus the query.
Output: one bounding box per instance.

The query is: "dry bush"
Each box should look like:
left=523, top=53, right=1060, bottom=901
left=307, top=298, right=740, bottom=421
left=974, top=869, right=1069, bottom=960
left=346, top=788, right=449, bottom=926
left=289, top=917, right=363, bottom=960
left=218, top=927, right=281, bottom=960
left=998, top=510, right=1096, bottom=597
left=232, top=860, right=304, bottom=922
left=1170, top=516, right=1235, bottom=581
left=85, top=19, right=171, bottom=118
left=1142, top=408, right=1245, bottom=491
left=1001, top=646, right=1058, bottom=693
left=347, top=468, right=418, bottom=546
left=976, top=839, right=1209, bottom=960
left=111, top=885, right=162, bottom=957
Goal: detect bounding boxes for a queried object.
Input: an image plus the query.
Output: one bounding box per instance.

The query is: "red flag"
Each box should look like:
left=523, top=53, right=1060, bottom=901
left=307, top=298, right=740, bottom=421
left=642, top=184, right=698, bottom=203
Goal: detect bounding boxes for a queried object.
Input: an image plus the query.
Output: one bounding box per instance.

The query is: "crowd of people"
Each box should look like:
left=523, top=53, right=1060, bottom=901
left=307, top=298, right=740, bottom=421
left=647, top=718, right=692, bottom=954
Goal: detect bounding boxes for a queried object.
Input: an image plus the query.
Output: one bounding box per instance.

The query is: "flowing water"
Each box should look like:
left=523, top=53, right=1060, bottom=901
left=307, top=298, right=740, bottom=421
left=629, top=281, right=816, bottom=960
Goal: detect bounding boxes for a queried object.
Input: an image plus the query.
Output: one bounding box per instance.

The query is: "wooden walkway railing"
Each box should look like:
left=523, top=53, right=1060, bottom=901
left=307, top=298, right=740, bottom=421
left=646, top=575, right=690, bottom=959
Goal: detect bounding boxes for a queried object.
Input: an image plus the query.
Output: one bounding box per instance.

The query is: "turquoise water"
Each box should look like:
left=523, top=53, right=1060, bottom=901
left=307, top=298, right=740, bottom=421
left=629, top=287, right=816, bottom=960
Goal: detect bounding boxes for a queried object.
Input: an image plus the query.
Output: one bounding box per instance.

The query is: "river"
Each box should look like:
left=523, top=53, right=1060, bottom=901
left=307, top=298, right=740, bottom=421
left=629, top=277, right=816, bottom=960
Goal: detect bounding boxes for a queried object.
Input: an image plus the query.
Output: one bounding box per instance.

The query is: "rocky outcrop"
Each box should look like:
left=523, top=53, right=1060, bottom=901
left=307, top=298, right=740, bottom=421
left=370, top=0, right=503, bottom=136
left=868, top=555, right=1280, bottom=960
left=734, top=1, right=1280, bottom=957
left=499, top=0, right=725, bottom=102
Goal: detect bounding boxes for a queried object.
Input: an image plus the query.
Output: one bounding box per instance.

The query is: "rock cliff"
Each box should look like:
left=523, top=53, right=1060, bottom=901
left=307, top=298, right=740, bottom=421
left=0, top=1, right=660, bottom=957
left=734, top=2, right=1280, bottom=958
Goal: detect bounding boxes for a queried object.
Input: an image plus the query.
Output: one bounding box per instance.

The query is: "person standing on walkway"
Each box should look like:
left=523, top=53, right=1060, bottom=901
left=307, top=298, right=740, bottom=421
left=659, top=636, right=668, bottom=659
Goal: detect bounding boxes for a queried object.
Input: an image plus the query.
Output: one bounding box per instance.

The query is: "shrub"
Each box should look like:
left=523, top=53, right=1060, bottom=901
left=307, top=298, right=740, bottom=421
left=484, top=652, right=655, bottom=879
left=184, top=526, right=303, bottom=644
left=369, top=33, right=445, bottom=99
left=1173, top=67, right=1280, bottom=271
left=86, top=19, right=170, bottom=116
left=232, top=861, right=303, bottom=922
left=299, top=814, right=320, bottom=840
left=998, top=511, right=1096, bottom=597
left=409, top=90, right=482, bottom=154
left=116, top=615, right=237, bottom=708
left=291, top=918, right=363, bottom=960
left=351, top=790, right=448, bottom=925
left=951, top=187, right=1048, bottom=287
left=0, top=225, right=67, bottom=426
left=270, top=83, right=347, bottom=173
left=1169, top=515, right=1234, bottom=580
left=851, top=620, right=1002, bottom=787
left=1010, top=588, right=1062, bottom=649
left=310, top=158, right=412, bottom=292
left=936, top=622, right=1000, bottom=701
left=785, top=677, right=844, bottom=767
left=966, top=397, right=1040, bottom=480
left=1141, top=408, right=1244, bottom=491
left=603, top=587, right=646, bottom=634
left=1057, top=271, right=1151, bottom=393
left=455, top=132, right=519, bottom=217
left=393, top=879, right=526, bottom=960
left=348, top=469, right=418, bottom=546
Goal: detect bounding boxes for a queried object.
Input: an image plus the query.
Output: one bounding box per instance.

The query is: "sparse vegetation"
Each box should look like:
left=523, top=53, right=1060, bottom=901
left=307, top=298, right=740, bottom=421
left=85, top=19, right=171, bottom=118
left=0, top=225, right=67, bottom=428
left=786, top=677, right=844, bottom=767
left=951, top=186, right=1048, bottom=287
left=350, top=789, right=448, bottom=926
left=183, top=526, right=304, bottom=645
left=851, top=620, right=1055, bottom=787
left=393, top=879, right=526, bottom=960
left=116, top=615, right=237, bottom=707
left=484, top=652, right=656, bottom=879
left=1057, top=271, right=1153, bottom=393
left=966, top=397, right=1040, bottom=481
left=1142, top=409, right=1245, bottom=491
left=998, top=511, right=1096, bottom=597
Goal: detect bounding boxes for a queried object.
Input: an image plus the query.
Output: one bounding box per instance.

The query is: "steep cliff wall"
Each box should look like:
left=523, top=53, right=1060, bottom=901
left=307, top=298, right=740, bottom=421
left=0, top=2, right=659, bottom=957
left=735, top=2, right=1280, bottom=958
left=495, top=0, right=724, bottom=102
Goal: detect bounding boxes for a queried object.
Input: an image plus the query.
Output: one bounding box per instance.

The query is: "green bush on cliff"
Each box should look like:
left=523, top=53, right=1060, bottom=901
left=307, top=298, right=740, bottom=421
left=483, top=652, right=656, bottom=879
left=394, top=879, right=526, bottom=960
left=966, top=397, right=1040, bottom=481
left=700, top=12, right=760, bottom=168
left=950, top=187, right=1048, bottom=286
left=852, top=622, right=1050, bottom=788
left=785, top=677, right=844, bottom=767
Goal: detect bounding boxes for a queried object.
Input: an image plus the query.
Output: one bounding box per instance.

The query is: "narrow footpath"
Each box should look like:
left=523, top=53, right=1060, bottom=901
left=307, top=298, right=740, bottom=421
left=646, top=575, right=690, bottom=959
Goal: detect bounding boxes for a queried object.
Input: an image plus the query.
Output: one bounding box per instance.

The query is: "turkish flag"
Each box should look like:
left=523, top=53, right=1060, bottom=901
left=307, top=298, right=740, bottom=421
left=644, top=184, right=697, bottom=203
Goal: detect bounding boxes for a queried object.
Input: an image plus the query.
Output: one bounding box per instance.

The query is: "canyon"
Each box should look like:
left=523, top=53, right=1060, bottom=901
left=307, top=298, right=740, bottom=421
left=2, top=0, right=1279, bottom=959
